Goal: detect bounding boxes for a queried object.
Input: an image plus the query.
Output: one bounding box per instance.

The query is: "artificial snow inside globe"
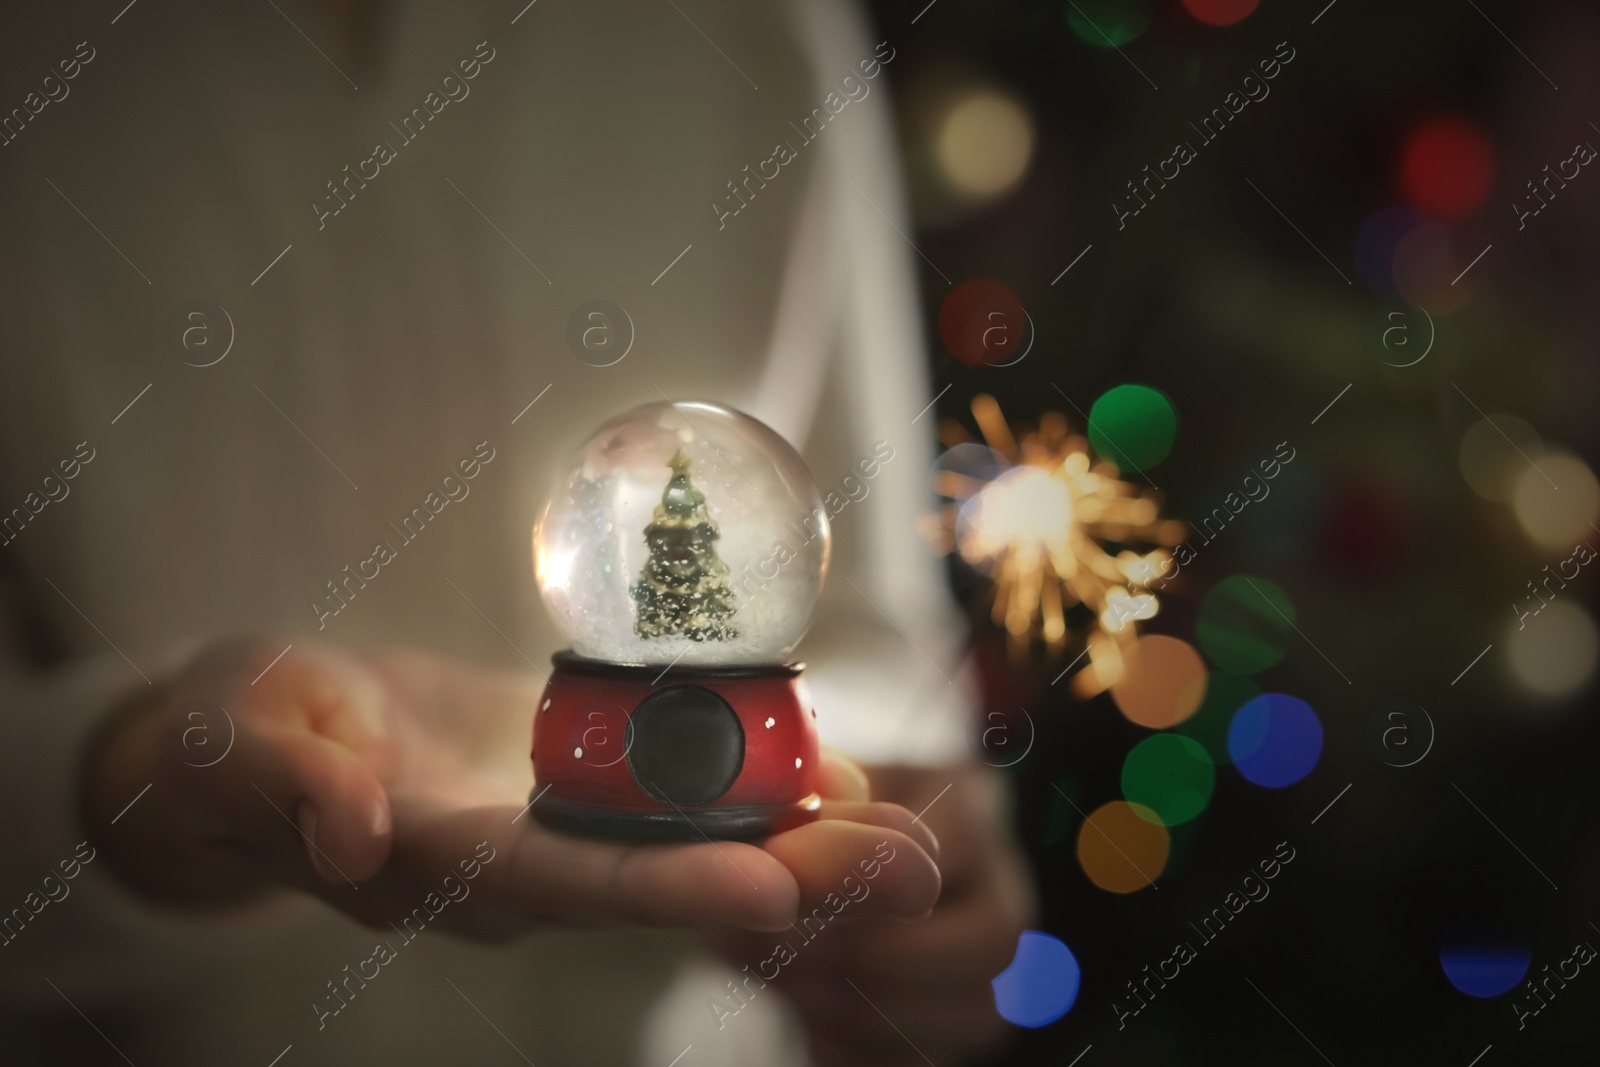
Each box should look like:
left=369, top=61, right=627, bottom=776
left=530, top=400, right=831, bottom=841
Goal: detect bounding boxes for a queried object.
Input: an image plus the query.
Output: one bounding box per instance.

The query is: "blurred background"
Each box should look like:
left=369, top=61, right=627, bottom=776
left=867, top=0, right=1600, bottom=1061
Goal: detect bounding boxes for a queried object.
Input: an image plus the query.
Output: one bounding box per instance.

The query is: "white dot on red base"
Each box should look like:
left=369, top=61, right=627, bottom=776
left=542, top=698, right=551, bottom=711
left=795, top=757, right=802, bottom=768
left=573, top=747, right=583, bottom=759
left=765, top=717, right=776, bottom=729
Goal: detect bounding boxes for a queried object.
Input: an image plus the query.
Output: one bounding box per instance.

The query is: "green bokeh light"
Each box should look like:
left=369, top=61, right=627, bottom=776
left=1088, top=384, right=1177, bottom=471
left=1065, top=0, right=1151, bottom=49
left=1177, top=671, right=1260, bottom=765
left=1196, top=575, right=1297, bottom=674
left=1121, top=734, right=1215, bottom=827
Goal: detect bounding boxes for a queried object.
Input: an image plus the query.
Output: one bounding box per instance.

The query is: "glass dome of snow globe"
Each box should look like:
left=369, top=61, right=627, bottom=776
left=534, top=400, right=831, bottom=667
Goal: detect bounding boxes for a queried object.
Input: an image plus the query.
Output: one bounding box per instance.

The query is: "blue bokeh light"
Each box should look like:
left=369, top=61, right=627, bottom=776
left=1354, top=205, right=1423, bottom=296
left=1440, top=943, right=1531, bottom=998
left=1228, top=694, right=1323, bottom=788
left=991, top=931, right=1081, bottom=1027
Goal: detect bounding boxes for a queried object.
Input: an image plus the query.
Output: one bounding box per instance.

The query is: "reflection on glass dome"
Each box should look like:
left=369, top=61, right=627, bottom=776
left=534, top=401, right=830, bottom=666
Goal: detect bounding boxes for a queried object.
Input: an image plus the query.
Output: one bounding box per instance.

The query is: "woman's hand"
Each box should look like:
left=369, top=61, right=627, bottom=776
left=711, top=763, right=1035, bottom=1066
left=81, top=640, right=941, bottom=938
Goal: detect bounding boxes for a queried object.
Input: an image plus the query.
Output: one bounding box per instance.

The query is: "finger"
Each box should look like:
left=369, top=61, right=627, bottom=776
left=182, top=649, right=394, bottom=885
left=604, top=837, right=798, bottom=931
left=424, top=808, right=803, bottom=932
left=223, top=725, right=393, bottom=885
left=256, top=648, right=394, bottom=882
left=330, top=801, right=805, bottom=936
left=817, top=747, right=870, bottom=802
left=760, top=822, right=939, bottom=921
left=814, top=800, right=939, bottom=861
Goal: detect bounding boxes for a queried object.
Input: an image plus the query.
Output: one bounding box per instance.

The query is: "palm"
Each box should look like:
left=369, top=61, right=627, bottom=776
left=303, top=649, right=941, bottom=940
left=365, top=648, right=540, bottom=811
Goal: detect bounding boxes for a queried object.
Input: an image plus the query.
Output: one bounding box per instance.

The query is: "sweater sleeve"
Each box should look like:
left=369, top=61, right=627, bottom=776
left=0, top=647, right=316, bottom=1002
left=0, top=650, right=152, bottom=989
left=757, top=0, right=976, bottom=768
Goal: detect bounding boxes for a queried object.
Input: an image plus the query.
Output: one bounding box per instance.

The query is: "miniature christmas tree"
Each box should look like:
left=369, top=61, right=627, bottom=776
left=632, top=450, right=740, bottom=642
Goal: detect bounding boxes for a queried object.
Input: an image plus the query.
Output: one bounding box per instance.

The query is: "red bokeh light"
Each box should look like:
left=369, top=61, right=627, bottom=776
left=1400, top=118, right=1494, bottom=219
left=1181, top=0, right=1261, bottom=28
left=1322, top=479, right=1407, bottom=579
left=937, top=279, right=1028, bottom=367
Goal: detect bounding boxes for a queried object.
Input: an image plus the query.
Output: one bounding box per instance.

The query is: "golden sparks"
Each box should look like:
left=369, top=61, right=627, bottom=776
left=929, top=395, right=1185, bottom=696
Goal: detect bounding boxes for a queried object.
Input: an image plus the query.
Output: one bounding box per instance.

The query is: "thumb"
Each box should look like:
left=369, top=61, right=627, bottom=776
left=225, top=647, right=395, bottom=885
left=261, top=729, right=392, bottom=885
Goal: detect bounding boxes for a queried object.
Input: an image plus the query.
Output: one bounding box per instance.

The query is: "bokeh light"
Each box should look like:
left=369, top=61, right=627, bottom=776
left=1459, top=415, right=1543, bottom=503
left=937, top=279, right=1028, bottom=367
left=1507, top=601, right=1599, bottom=698
left=1122, top=734, right=1216, bottom=826
left=1077, top=800, right=1169, bottom=893
left=1511, top=450, right=1600, bottom=548
left=1111, top=634, right=1208, bottom=728
left=1229, top=694, right=1323, bottom=788
left=1354, top=206, right=1423, bottom=296
left=1196, top=575, right=1296, bottom=674
left=1392, top=220, right=1471, bottom=314
left=1181, top=0, right=1260, bottom=28
left=1178, top=671, right=1260, bottom=765
left=1401, top=118, right=1494, bottom=219
left=991, top=931, right=1082, bottom=1026
left=936, top=91, right=1035, bottom=201
left=1440, top=942, right=1530, bottom=998
left=1087, top=384, right=1177, bottom=472
left=1066, top=0, right=1151, bottom=48
left=934, top=442, right=1010, bottom=490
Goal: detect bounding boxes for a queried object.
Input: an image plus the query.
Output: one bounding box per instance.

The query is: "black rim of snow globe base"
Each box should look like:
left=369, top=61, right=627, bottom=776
left=550, top=650, right=803, bottom=681
left=529, top=793, right=817, bottom=843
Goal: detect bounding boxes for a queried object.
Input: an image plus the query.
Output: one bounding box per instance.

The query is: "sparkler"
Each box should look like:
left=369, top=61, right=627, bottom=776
left=929, top=395, right=1185, bottom=696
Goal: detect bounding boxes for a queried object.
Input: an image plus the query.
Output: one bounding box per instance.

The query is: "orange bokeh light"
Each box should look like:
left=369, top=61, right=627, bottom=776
left=1077, top=800, right=1170, bottom=893
left=1111, top=634, right=1208, bottom=728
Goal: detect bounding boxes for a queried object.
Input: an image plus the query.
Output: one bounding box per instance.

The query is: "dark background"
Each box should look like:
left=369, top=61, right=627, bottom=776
left=865, top=0, right=1600, bottom=1062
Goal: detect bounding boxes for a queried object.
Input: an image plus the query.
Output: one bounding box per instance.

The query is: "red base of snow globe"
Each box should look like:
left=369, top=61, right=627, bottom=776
left=529, top=651, right=821, bottom=842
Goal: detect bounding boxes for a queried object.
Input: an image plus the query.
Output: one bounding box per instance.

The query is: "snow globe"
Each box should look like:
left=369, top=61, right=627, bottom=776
left=530, top=400, right=830, bottom=840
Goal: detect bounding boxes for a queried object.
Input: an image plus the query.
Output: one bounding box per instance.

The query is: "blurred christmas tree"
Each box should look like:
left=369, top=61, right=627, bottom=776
left=632, top=450, right=740, bottom=642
